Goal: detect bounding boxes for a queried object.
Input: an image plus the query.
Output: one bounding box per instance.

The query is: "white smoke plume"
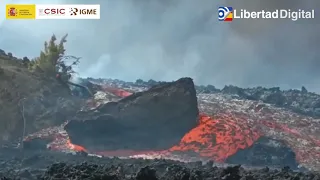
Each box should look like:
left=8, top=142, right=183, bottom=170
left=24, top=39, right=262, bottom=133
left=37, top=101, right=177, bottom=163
left=0, top=0, right=319, bottom=91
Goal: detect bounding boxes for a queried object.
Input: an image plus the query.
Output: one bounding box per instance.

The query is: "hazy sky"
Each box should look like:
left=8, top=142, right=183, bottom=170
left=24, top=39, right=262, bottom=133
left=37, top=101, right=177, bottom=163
left=0, top=0, right=319, bottom=91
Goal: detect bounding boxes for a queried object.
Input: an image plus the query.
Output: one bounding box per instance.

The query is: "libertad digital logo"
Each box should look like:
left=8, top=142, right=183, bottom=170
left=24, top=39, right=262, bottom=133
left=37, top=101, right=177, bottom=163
left=218, top=7, right=233, bottom=21
left=218, top=6, right=315, bottom=21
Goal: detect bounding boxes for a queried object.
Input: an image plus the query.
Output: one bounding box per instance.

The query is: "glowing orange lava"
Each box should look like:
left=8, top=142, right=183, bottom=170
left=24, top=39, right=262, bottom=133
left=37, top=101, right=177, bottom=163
left=102, top=86, right=133, bottom=97
left=169, top=113, right=261, bottom=162
left=67, top=139, right=87, bottom=152
left=95, top=87, right=261, bottom=161
left=56, top=87, right=261, bottom=162
left=24, top=85, right=320, bottom=170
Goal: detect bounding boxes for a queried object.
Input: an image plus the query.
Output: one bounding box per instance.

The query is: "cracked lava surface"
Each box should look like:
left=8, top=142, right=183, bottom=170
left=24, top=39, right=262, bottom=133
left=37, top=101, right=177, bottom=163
left=24, top=85, right=320, bottom=171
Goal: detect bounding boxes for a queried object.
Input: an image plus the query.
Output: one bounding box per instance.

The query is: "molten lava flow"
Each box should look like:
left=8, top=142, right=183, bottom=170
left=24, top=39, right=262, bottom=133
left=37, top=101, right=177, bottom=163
left=69, top=87, right=261, bottom=162
left=97, top=87, right=261, bottom=161
left=169, top=113, right=260, bottom=162
left=23, top=85, right=320, bottom=170
left=66, top=139, right=87, bottom=152
left=102, top=86, right=133, bottom=97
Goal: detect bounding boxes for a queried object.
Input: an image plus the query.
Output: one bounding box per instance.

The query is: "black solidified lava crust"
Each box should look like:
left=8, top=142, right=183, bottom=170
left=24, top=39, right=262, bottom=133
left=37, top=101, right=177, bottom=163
left=65, top=77, right=199, bottom=152
left=0, top=148, right=320, bottom=180
left=226, top=137, right=299, bottom=170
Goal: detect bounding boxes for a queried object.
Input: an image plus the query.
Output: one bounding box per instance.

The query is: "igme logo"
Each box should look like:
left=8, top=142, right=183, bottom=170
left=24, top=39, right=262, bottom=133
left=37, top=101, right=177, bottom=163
left=69, top=8, right=97, bottom=16
left=218, top=7, right=233, bottom=21
left=69, top=8, right=78, bottom=15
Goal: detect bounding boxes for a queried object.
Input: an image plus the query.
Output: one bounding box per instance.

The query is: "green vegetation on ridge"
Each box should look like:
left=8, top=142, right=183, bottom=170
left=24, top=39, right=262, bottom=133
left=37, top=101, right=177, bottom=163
left=28, top=34, right=80, bottom=82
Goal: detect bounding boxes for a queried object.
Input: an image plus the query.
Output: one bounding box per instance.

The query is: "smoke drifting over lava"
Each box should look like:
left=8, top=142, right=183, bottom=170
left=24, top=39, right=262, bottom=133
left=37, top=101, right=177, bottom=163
left=0, top=0, right=319, bottom=91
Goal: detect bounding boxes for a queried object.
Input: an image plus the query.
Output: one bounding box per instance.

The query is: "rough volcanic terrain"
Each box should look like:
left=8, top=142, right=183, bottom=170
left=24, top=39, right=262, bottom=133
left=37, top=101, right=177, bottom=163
left=1, top=57, right=320, bottom=179
left=73, top=78, right=320, bottom=171
left=0, top=148, right=320, bottom=180
left=19, top=77, right=320, bottom=171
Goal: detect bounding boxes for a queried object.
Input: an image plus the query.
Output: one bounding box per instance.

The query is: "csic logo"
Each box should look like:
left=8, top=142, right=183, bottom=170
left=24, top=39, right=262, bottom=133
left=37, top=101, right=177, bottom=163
left=39, top=8, right=65, bottom=15
left=218, top=7, right=233, bottom=21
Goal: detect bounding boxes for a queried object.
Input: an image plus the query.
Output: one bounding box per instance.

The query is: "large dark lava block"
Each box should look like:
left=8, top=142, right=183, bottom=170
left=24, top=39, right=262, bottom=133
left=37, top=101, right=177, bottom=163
left=65, top=77, right=199, bottom=151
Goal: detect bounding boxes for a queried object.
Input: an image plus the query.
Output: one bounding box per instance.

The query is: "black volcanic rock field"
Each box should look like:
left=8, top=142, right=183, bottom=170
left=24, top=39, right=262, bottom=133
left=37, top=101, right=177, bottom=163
left=1, top=76, right=320, bottom=179
left=0, top=148, right=319, bottom=180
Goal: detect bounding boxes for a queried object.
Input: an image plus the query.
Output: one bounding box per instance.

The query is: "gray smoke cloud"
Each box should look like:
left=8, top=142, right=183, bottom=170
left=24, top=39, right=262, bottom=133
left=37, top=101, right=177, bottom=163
left=0, top=0, right=319, bottom=91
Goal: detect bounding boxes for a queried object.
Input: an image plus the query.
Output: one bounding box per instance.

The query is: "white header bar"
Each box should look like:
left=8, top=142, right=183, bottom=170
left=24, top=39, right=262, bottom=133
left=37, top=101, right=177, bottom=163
left=35, top=4, right=100, bottom=19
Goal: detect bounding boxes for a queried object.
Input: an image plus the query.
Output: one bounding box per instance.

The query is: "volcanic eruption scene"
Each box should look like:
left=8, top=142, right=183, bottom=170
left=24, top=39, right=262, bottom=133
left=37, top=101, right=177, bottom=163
left=1, top=0, right=320, bottom=179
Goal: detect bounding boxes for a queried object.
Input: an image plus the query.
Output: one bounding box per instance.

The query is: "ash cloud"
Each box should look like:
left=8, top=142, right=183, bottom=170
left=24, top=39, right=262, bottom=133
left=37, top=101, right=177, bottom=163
left=0, top=0, right=319, bottom=91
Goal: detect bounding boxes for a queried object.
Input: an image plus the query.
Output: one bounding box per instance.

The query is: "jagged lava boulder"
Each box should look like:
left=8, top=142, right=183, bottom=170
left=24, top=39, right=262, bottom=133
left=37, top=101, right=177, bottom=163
left=65, top=78, right=199, bottom=151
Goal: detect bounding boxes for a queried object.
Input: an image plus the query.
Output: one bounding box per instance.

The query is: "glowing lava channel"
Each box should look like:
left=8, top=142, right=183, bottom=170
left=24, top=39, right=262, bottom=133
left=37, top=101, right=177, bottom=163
left=66, top=87, right=261, bottom=162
